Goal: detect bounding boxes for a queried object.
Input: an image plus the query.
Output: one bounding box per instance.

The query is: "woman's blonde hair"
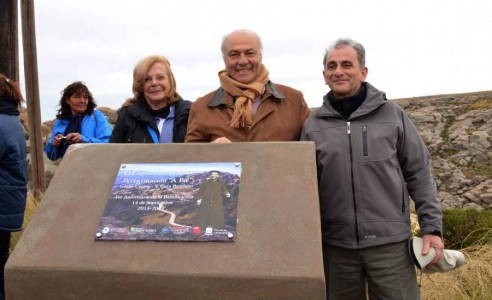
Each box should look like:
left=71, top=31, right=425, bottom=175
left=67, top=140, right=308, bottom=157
left=132, top=55, right=180, bottom=105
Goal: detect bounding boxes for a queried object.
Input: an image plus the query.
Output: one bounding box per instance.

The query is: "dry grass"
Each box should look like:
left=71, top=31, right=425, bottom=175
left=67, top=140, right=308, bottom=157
left=419, top=242, right=492, bottom=300
left=463, top=98, right=492, bottom=111
left=412, top=214, right=492, bottom=299
left=10, top=192, right=42, bottom=253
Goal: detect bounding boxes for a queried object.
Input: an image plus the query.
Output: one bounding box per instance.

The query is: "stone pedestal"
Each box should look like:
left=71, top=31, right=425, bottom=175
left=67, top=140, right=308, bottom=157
left=6, top=142, right=325, bottom=299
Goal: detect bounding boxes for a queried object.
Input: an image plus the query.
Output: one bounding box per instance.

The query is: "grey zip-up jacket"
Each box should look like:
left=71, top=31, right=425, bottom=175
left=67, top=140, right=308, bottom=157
left=301, top=83, right=442, bottom=249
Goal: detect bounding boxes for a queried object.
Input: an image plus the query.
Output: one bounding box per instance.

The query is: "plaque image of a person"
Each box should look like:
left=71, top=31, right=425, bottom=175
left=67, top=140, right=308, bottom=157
left=195, top=170, right=231, bottom=230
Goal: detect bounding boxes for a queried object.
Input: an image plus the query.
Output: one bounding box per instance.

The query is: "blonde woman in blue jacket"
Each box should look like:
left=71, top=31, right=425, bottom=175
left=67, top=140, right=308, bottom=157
left=45, top=81, right=112, bottom=160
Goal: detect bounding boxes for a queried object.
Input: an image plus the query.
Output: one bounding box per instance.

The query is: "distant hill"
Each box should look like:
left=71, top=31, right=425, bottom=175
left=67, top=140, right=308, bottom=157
left=22, top=90, right=492, bottom=210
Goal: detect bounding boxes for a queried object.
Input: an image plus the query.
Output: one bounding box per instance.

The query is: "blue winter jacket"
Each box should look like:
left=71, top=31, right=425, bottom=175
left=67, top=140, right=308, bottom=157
left=0, top=114, right=27, bottom=232
left=45, top=110, right=112, bottom=160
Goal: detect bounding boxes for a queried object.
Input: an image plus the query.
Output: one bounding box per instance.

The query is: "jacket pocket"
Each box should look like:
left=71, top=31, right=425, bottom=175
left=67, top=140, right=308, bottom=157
left=395, top=164, right=406, bottom=213
left=362, top=125, right=368, bottom=156
left=358, top=158, right=407, bottom=221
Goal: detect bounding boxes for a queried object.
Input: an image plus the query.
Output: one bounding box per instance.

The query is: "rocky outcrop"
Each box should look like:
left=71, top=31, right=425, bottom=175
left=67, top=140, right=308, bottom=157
left=24, top=90, right=492, bottom=209
left=394, top=91, right=492, bottom=209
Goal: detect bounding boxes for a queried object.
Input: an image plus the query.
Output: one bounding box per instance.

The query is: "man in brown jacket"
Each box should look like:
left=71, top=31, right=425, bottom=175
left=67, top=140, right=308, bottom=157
left=185, top=29, right=310, bottom=143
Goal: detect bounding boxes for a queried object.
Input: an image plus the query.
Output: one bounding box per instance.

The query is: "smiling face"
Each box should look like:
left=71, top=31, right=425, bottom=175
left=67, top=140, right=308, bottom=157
left=143, top=62, right=171, bottom=109
left=323, top=46, right=368, bottom=98
left=222, top=31, right=262, bottom=84
left=66, top=93, right=88, bottom=115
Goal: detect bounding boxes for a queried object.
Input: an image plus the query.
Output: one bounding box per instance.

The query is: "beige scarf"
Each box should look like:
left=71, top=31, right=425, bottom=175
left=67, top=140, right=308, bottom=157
left=219, top=65, right=270, bottom=128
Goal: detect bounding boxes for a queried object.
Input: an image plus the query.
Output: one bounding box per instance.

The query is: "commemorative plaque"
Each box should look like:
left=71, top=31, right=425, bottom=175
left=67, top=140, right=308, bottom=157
left=96, top=162, right=241, bottom=242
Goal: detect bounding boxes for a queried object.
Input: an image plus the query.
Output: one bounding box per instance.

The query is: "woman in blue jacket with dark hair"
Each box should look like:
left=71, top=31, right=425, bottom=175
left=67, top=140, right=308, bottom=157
left=0, top=74, right=28, bottom=300
left=45, top=81, right=112, bottom=160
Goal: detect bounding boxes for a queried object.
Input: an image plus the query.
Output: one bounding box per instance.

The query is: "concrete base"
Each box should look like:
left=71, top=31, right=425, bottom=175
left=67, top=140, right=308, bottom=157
left=6, top=142, right=325, bottom=299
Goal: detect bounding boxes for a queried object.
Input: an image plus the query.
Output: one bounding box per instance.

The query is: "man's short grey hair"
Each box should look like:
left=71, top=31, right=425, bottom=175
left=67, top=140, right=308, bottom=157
left=221, top=29, right=263, bottom=57
left=323, top=38, right=366, bottom=69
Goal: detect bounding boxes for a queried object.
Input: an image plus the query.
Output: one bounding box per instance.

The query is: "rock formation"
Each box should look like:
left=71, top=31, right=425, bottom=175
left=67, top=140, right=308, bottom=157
left=393, top=91, right=491, bottom=209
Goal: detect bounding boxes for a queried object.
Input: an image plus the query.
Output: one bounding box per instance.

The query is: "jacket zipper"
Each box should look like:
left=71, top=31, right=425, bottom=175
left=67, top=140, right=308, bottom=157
left=347, top=122, right=360, bottom=246
left=362, top=125, right=368, bottom=156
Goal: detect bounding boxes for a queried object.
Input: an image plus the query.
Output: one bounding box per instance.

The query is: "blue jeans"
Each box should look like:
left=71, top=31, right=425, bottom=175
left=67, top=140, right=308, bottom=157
left=323, top=240, right=419, bottom=300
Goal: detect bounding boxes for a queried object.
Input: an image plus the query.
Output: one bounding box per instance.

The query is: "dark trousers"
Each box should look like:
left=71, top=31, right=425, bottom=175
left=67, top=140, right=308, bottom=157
left=323, top=241, right=420, bottom=300
left=0, top=232, right=11, bottom=300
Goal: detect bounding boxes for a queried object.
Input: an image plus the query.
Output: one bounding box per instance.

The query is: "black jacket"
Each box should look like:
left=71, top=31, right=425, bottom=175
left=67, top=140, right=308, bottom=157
left=110, top=98, right=191, bottom=143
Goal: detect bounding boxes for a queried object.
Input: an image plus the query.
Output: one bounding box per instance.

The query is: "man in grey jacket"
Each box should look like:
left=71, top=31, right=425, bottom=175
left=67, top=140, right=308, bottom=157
left=301, top=38, right=444, bottom=299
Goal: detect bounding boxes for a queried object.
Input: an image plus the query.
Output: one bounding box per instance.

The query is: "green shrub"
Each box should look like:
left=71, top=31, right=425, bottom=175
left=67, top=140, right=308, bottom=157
left=441, top=208, right=492, bottom=249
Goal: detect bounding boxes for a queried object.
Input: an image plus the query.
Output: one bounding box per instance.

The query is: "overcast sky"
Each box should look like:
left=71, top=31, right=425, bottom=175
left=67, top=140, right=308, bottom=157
left=18, top=0, right=492, bottom=121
